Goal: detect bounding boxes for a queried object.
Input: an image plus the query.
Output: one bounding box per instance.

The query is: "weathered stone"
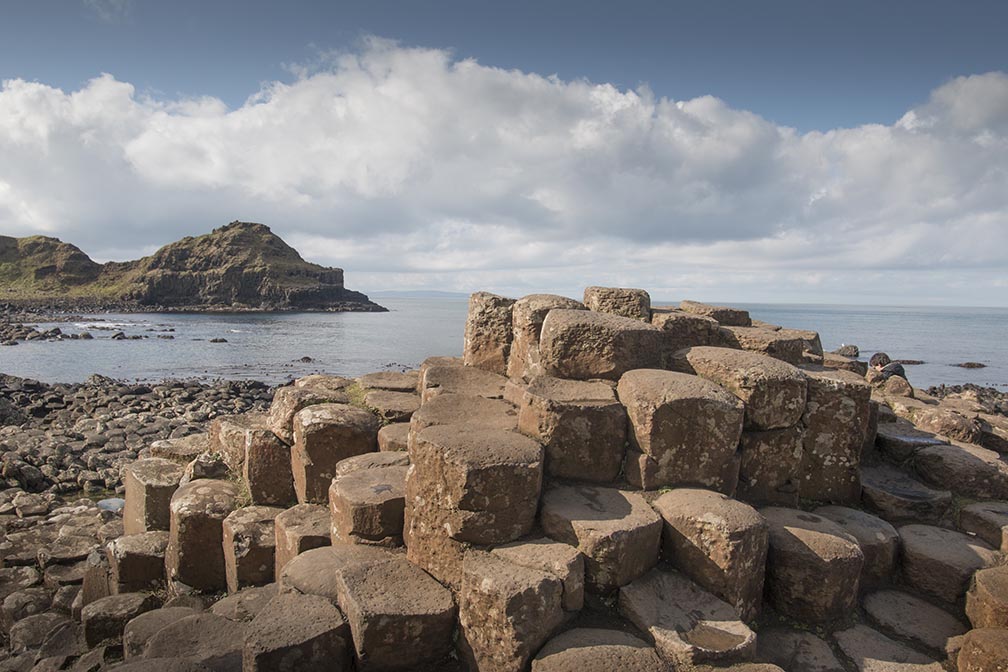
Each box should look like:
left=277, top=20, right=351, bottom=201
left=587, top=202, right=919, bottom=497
left=815, top=505, right=898, bottom=589
left=222, top=506, right=281, bottom=593
left=833, top=625, right=943, bottom=671
left=540, top=485, right=662, bottom=594
left=417, top=356, right=464, bottom=391
left=80, top=550, right=111, bottom=609
left=618, top=369, right=744, bottom=492
left=149, top=434, right=208, bottom=464
left=721, top=326, right=806, bottom=365
left=43, top=561, right=86, bottom=589
left=0, top=566, right=41, bottom=603
left=463, top=291, right=516, bottom=375
left=583, top=286, right=651, bottom=321
left=273, top=504, right=330, bottom=578
left=864, top=589, right=968, bottom=656
left=654, top=489, right=767, bottom=621
left=208, top=412, right=272, bottom=472
left=409, top=425, right=542, bottom=544
left=332, top=451, right=409, bottom=478
left=966, top=565, right=1008, bottom=628
left=736, top=426, right=804, bottom=506
left=539, top=309, right=666, bottom=380
left=377, top=422, right=409, bottom=452
left=531, top=628, right=665, bottom=672
left=881, top=375, right=915, bottom=398
left=913, top=407, right=984, bottom=444
left=242, top=425, right=295, bottom=507
left=420, top=365, right=508, bottom=402
left=356, top=371, right=419, bottom=393
left=914, top=441, right=1008, bottom=500
left=81, top=592, right=159, bottom=647
left=508, top=294, right=586, bottom=380
left=122, top=606, right=200, bottom=658
left=329, top=465, right=407, bottom=546
left=517, top=375, right=626, bottom=482
left=8, top=612, right=67, bottom=653
left=672, top=347, right=807, bottom=430
left=957, top=628, right=1008, bottom=672
left=107, top=532, right=169, bottom=594
left=210, top=584, right=277, bottom=622
left=799, top=367, right=871, bottom=504
left=2, top=586, right=50, bottom=632
left=650, top=308, right=724, bottom=352
left=409, top=393, right=518, bottom=438
left=362, top=390, right=420, bottom=423
left=874, top=421, right=947, bottom=462
left=619, top=568, right=756, bottom=667
left=123, top=458, right=183, bottom=535
left=761, top=507, right=863, bottom=623
left=899, top=524, right=997, bottom=605
left=291, top=403, right=380, bottom=504
left=959, top=500, right=1008, bottom=551
left=293, top=374, right=353, bottom=391
left=680, top=300, right=751, bottom=326
left=860, top=464, right=952, bottom=524
left=491, top=537, right=585, bottom=612
left=242, top=592, right=351, bottom=672
left=144, top=612, right=245, bottom=671
left=180, top=451, right=228, bottom=484
left=460, top=550, right=564, bottom=672
left=268, top=384, right=350, bottom=444
left=822, top=352, right=868, bottom=376
left=755, top=627, right=845, bottom=672
left=402, top=497, right=470, bottom=591
left=165, top=479, right=239, bottom=592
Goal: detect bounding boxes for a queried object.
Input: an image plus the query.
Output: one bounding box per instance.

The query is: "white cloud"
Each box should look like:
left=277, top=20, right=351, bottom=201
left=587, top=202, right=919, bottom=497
left=83, top=0, right=133, bottom=23
left=1, top=39, right=1006, bottom=305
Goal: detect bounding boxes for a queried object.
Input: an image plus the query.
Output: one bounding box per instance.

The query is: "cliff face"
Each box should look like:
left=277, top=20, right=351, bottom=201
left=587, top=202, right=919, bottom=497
left=0, top=222, right=384, bottom=311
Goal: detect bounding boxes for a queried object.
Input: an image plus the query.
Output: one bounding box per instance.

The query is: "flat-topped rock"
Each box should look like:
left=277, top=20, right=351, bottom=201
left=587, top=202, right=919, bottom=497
left=957, top=628, right=1008, bottom=672
left=331, top=451, right=409, bottom=478
left=899, top=524, right=997, bottom=605
left=518, top=375, right=626, bottom=482
left=736, top=426, right=804, bottom=506
left=914, top=441, right=1008, bottom=500
left=377, top=422, right=409, bottom=452
left=362, top=390, right=419, bottom=423
left=165, top=479, right=239, bottom=591
left=875, top=421, right=947, bottom=462
left=966, top=565, right=1008, bottom=628
left=531, top=628, right=664, bottom=672
left=420, top=365, right=508, bottom=402
left=653, top=488, right=767, bottom=621
left=463, top=291, right=516, bottom=375
left=210, top=584, right=277, bottom=622
left=268, top=384, right=351, bottom=444
left=409, top=425, right=542, bottom=544
left=815, top=505, right=899, bottom=589
left=208, top=412, right=273, bottom=472
left=81, top=592, right=159, bottom=647
left=273, top=504, right=330, bottom=578
left=540, top=485, right=662, bottom=594
left=959, top=501, right=1008, bottom=551
left=650, top=308, right=724, bottom=352
left=619, top=568, right=756, bottom=667
left=508, top=294, right=586, bottom=380
left=409, top=393, right=518, bottom=437
left=864, top=589, right=968, bottom=656
left=833, top=624, right=943, bottom=671
left=860, top=463, right=951, bottom=524
left=223, top=506, right=282, bottom=593
left=144, top=612, right=245, bottom=671
left=8, top=611, right=68, bottom=653
left=721, top=326, right=806, bottom=365
left=491, top=537, right=585, bottom=612
left=356, top=371, right=419, bottom=392
left=460, top=550, right=564, bottom=672
left=291, top=403, right=380, bottom=504
left=760, top=507, right=863, bottom=623
left=107, top=531, right=169, bottom=594
left=149, top=434, right=208, bottom=464
left=679, top=300, right=751, bottom=326
left=539, top=309, right=666, bottom=381
left=294, top=374, right=354, bottom=390
left=671, top=346, right=807, bottom=430
left=755, top=627, right=845, bottom=672
left=123, top=606, right=200, bottom=658
left=329, top=465, right=407, bottom=546
left=618, top=369, right=744, bottom=492
left=123, top=458, right=183, bottom=535
left=912, top=407, right=984, bottom=444
left=242, top=592, right=351, bottom=672
left=583, top=286, right=651, bottom=321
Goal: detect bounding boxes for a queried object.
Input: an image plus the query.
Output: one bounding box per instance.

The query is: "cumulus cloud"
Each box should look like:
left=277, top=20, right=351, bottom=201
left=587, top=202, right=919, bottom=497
left=83, top=0, right=133, bottom=23
left=1, top=39, right=1006, bottom=304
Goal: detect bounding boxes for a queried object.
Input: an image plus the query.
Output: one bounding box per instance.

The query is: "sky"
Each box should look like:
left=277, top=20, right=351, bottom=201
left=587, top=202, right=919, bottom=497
left=1, top=0, right=1007, bottom=305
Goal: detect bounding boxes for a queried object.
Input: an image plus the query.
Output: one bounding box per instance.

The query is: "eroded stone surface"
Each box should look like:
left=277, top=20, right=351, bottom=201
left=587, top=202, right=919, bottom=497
left=508, top=294, right=586, bottom=380
left=583, top=286, right=651, bottom=322
left=959, top=501, right=1008, bottom=551
left=491, top=537, right=585, bottom=612
left=420, top=365, right=508, bottom=403
left=957, top=628, right=1008, bottom=672
left=273, top=504, right=330, bottom=578
left=291, top=403, right=380, bottom=504
left=899, top=524, right=997, bottom=605
left=268, top=384, right=350, bottom=444
left=165, top=479, right=239, bottom=592
left=242, top=592, right=351, bottom=672
left=860, top=464, right=951, bottom=524
left=755, top=627, right=845, bottom=672
left=737, top=426, right=804, bottom=506
left=539, top=309, right=666, bottom=381
left=329, top=465, right=407, bottom=546
left=123, top=458, right=183, bottom=536
left=833, top=625, right=943, bottom=671
left=463, top=291, right=516, bottom=376
left=680, top=300, right=751, bottom=327
left=966, top=565, right=1008, bottom=629
left=815, top=505, right=898, bottom=589
left=223, top=505, right=282, bottom=593
left=864, top=589, right=968, bottom=656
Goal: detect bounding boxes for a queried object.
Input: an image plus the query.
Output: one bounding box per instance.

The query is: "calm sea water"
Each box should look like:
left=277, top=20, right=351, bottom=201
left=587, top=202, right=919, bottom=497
left=2, top=297, right=1006, bottom=389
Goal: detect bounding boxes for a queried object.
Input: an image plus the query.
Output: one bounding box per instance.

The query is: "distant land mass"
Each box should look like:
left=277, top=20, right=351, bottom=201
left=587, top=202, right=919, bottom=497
left=0, top=221, right=385, bottom=312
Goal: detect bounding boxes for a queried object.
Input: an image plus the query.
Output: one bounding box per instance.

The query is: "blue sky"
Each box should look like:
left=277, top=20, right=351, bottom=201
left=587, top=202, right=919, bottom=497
left=1, top=1, right=1007, bottom=305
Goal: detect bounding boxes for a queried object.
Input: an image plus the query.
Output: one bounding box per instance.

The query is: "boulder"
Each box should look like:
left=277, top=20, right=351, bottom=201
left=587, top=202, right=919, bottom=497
left=408, top=393, right=518, bottom=437
left=833, top=625, right=943, bottom=672
left=356, top=371, right=419, bottom=392
left=650, top=308, right=724, bottom=353
left=149, top=434, right=208, bottom=464
left=377, top=422, right=409, bottom=452
left=242, top=592, right=351, bottom=672
left=165, top=479, right=239, bottom=592
left=362, top=390, right=420, bottom=423
left=242, top=424, right=295, bottom=507
left=957, top=628, right=1008, bottom=672
left=208, top=412, right=273, bottom=473
left=821, top=352, right=868, bottom=376
left=507, top=294, right=586, bottom=380
left=107, top=532, right=169, bottom=594
left=268, top=384, right=350, bottom=444
left=123, top=458, right=183, bottom=536
left=959, top=501, right=1008, bottom=552
left=291, top=403, right=380, bottom=504
left=273, top=504, right=330, bottom=578
left=491, top=537, right=585, bottom=612
left=720, top=326, right=806, bottom=365
left=966, top=565, right=1008, bottom=628
left=618, top=568, right=756, bottom=666
left=210, top=584, right=277, bottom=622
left=540, top=485, right=662, bottom=594
left=736, top=426, right=804, bottom=506
left=8, top=612, right=68, bottom=653
left=914, top=441, right=1008, bottom=500
left=417, top=356, right=464, bottom=390
left=913, top=407, right=984, bottom=444
left=582, top=286, right=651, bottom=321
left=80, top=592, right=159, bottom=647
left=459, top=550, right=564, bottom=672
left=653, top=488, right=768, bottom=621
left=671, top=347, right=807, bottom=430
left=618, top=369, right=744, bottom=492
left=815, top=505, right=899, bottom=589
left=222, top=506, right=282, bottom=593
left=864, top=589, right=968, bottom=656
left=518, top=375, right=626, bottom=482
left=420, top=365, right=508, bottom=402
left=860, top=463, right=951, bottom=524
left=122, top=606, right=200, bottom=658
left=538, top=309, right=666, bottom=381
left=898, top=524, right=997, bottom=605
left=328, top=465, right=407, bottom=546
left=874, top=421, right=947, bottom=462
left=463, top=291, right=515, bottom=375
left=679, top=300, right=751, bottom=326
left=760, top=507, right=863, bottom=623
left=531, top=628, right=665, bottom=672
left=143, top=612, right=245, bottom=672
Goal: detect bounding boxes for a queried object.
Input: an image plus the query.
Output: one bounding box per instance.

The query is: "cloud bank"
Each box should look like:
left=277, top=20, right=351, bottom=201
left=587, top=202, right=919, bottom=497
left=1, top=38, right=1006, bottom=304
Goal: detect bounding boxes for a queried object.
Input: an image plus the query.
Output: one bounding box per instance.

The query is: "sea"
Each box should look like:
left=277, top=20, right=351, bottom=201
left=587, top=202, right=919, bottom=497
left=2, top=297, right=1006, bottom=390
